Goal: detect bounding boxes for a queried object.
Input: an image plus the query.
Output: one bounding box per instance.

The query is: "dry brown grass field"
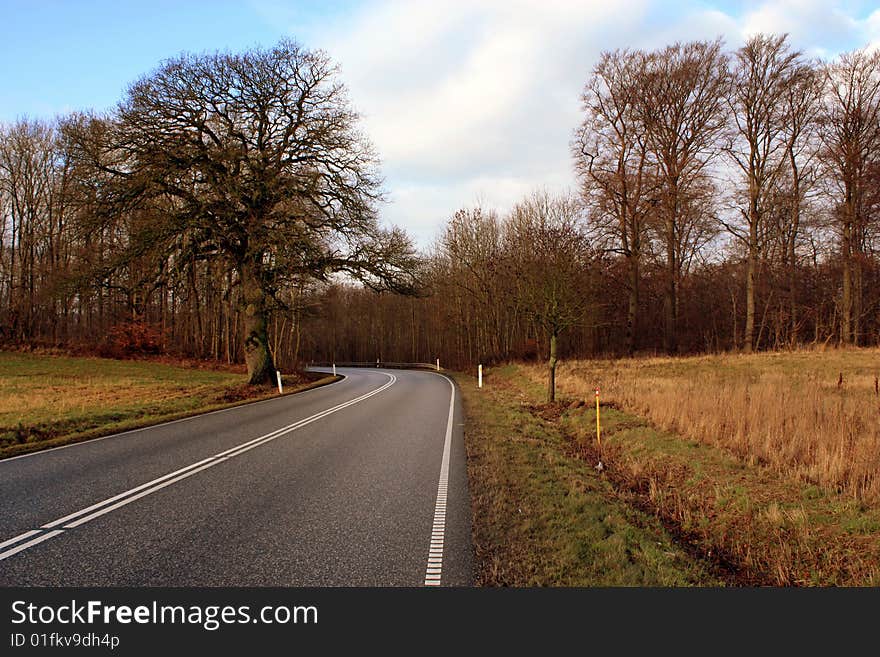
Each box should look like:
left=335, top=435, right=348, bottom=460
left=523, top=347, right=880, bottom=503
left=450, top=348, right=880, bottom=585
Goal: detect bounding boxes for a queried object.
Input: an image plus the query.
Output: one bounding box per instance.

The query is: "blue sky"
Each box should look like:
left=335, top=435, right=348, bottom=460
left=1, top=1, right=333, bottom=118
left=3, top=0, right=879, bottom=248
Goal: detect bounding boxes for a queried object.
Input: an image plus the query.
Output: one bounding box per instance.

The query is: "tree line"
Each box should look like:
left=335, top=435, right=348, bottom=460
left=301, top=34, right=880, bottom=378
left=2, top=34, right=880, bottom=387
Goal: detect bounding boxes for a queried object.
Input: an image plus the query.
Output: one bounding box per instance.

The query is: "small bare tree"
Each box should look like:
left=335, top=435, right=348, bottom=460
left=506, top=191, right=593, bottom=402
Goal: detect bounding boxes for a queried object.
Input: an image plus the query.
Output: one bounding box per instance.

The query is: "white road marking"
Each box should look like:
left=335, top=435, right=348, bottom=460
left=0, top=529, right=42, bottom=551
left=424, top=373, right=455, bottom=587
left=0, top=530, right=65, bottom=561
left=0, top=373, right=395, bottom=561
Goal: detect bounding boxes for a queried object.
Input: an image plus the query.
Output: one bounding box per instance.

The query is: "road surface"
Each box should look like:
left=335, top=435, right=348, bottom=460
left=0, top=367, right=472, bottom=586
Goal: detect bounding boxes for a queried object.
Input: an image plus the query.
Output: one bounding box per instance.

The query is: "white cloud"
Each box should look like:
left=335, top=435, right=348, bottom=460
left=865, top=8, right=880, bottom=52
left=264, top=0, right=880, bottom=248
left=741, top=0, right=875, bottom=57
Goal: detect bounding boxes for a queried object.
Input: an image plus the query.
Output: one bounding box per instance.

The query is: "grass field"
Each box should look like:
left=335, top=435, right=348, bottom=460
left=525, top=348, right=880, bottom=502
left=0, top=351, right=332, bottom=458
left=454, top=367, right=723, bottom=586
left=463, top=351, right=880, bottom=585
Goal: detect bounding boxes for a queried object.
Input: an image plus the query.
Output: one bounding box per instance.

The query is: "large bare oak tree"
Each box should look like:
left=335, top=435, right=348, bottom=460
left=67, top=39, right=417, bottom=383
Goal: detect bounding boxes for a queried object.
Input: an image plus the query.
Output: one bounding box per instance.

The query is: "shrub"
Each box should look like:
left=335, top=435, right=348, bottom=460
left=100, top=320, right=166, bottom=358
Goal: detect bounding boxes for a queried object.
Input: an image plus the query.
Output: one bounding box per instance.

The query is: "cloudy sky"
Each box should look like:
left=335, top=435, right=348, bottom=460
left=2, top=0, right=879, bottom=249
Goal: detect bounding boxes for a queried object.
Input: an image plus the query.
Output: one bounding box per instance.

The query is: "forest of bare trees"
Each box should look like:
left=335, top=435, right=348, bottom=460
left=3, top=35, right=880, bottom=385
left=0, top=39, right=417, bottom=383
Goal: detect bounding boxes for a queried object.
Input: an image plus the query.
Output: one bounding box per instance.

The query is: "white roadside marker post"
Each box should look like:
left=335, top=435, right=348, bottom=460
left=478, top=364, right=483, bottom=388
left=276, top=370, right=283, bottom=394
left=436, top=358, right=440, bottom=371
left=333, top=363, right=337, bottom=376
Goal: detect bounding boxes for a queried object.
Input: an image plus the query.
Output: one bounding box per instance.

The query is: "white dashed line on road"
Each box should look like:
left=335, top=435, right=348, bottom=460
left=424, top=374, right=455, bottom=586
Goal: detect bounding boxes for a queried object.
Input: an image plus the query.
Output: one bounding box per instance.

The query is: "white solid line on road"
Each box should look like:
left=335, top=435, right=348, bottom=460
left=0, top=373, right=395, bottom=561
left=62, top=459, right=225, bottom=529
left=0, top=529, right=42, bottom=551
left=0, top=530, right=65, bottom=561
left=424, top=373, right=455, bottom=587
left=39, top=455, right=218, bottom=530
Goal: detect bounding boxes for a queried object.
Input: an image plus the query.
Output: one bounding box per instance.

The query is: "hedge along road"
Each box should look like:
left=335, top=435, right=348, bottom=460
left=0, top=368, right=472, bottom=586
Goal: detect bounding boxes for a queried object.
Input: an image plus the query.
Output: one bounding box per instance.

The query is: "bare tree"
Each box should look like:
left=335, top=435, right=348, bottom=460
left=637, top=39, right=730, bottom=353
left=437, top=206, right=511, bottom=364
left=0, top=119, right=59, bottom=342
left=724, top=34, right=808, bottom=352
left=818, top=48, right=880, bottom=345
left=506, top=191, right=593, bottom=402
left=65, top=39, right=418, bottom=383
left=575, top=49, right=657, bottom=356
left=779, top=59, right=822, bottom=345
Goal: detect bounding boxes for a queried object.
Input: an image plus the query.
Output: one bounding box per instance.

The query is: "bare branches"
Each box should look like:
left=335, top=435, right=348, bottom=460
left=724, top=33, right=813, bottom=352
left=505, top=191, right=593, bottom=334
left=818, top=48, right=880, bottom=344
left=58, top=38, right=416, bottom=382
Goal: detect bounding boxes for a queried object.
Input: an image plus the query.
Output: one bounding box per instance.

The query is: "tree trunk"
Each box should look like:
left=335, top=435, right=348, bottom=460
left=840, top=217, right=852, bottom=345
left=743, top=184, right=761, bottom=354
left=664, top=217, right=677, bottom=354
left=626, top=254, right=639, bottom=357
left=240, top=258, right=275, bottom=385
left=663, top=195, right=677, bottom=354
left=853, top=255, right=862, bottom=346
left=547, top=330, right=558, bottom=403
left=730, top=287, right=738, bottom=350
left=788, top=151, right=800, bottom=347
left=744, top=223, right=758, bottom=354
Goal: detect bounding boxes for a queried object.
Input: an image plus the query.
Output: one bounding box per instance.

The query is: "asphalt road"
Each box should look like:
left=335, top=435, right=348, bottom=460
left=0, top=367, right=472, bottom=586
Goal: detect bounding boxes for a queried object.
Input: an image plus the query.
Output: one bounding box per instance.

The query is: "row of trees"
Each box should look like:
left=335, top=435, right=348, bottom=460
left=300, top=35, right=880, bottom=381
left=576, top=35, right=880, bottom=355
left=301, top=194, right=595, bottom=399
left=3, top=35, right=880, bottom=389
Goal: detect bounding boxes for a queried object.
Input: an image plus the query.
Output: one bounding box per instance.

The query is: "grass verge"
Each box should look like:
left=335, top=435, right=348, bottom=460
left=458, top=362, right=880, bottom=586
left=453, top=365, right=723, bottom=586
left=0, top=351, right=338, bottom=459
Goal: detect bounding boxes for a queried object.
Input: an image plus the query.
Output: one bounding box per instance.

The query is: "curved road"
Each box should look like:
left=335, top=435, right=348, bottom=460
left=0, top=368, right=472, bottom=586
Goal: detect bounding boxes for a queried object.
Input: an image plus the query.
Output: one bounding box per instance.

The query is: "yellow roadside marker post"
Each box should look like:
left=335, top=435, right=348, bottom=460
left=595, top=387, right=604, bottom=472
